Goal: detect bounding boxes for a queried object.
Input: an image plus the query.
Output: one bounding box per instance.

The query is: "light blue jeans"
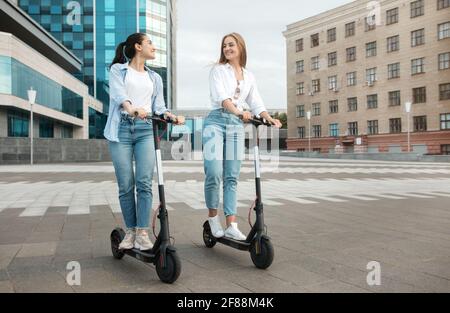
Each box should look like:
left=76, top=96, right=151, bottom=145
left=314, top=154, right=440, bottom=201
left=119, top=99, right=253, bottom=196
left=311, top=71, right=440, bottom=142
left=108, top=115, right=155, bottom=229
left=203, top=109, right=245, bottom=216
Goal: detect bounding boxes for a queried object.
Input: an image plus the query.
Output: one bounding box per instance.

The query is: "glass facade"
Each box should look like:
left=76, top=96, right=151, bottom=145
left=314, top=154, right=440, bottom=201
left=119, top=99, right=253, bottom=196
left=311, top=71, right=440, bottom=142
left=19, top=0, right=173, bottom=139
left=0, top=56, right=83, bottom=118
left=7, top=109, right=29, bottom=137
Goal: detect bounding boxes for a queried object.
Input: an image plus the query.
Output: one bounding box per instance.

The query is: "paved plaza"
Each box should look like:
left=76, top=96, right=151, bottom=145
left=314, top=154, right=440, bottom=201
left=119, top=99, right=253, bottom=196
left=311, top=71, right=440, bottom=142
left=0, top=157, right=449, bottom=292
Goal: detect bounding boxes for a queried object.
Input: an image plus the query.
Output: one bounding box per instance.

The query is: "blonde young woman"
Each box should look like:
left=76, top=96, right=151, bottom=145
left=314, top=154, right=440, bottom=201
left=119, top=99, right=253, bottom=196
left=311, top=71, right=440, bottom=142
left=203, top=33, right=282, bottom=240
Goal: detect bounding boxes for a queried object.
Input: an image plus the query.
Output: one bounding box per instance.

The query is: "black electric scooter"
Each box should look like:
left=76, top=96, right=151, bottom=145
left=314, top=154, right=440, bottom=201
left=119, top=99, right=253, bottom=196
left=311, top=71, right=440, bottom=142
left=110, top=113, right=181, bottom=284
left=202, top=115, right=274, bottom=269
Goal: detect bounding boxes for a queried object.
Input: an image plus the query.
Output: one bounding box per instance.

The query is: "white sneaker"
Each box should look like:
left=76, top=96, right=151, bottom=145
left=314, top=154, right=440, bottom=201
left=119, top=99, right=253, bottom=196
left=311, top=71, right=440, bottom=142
left=119, top=228, right=135, bottom=250
left=208, top=215, right=224, bottom=238
left=134, top=229, right=154, bottom=251
left=224, top=223, right=246, bottom=241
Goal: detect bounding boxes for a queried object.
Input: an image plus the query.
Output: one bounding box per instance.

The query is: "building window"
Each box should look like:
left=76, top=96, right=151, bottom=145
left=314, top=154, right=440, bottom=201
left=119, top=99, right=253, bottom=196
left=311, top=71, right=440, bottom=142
left=366, top=68, right=377, bottom=84
left=413, top=87, right=427, bottom=103
left=296, top=82, right=305, bottom=95
left=105, top=33, right=115, bottom=46
left=389, top=90, right=401, bottom=106
left=389, top=118, right=402, bottom=133
left=328, top=52, right=337, bottom=67
left=329, top=123, right=339, bottom=137
left=346, top=47, right=356, bottom=62
left=411, top=58, right=425, bottom=75
left=413, top=116, right=427, bottom=132
left=329, top=100, right=339, bottom=114
left=311, top=33, right=319, bottom=47
left=442, top=144, right=450, bottom=155
left=61, top=125, right=73, bottom=139
left=311, top=56, right=319, bottom=70
left=296, top=105, right=305, bottom=118
left=312, top=79, right=320, bottom=93
left=312, top=103, right=321, bottom=116
left=347, top=72, right=357, bottom=86
left=366, top=41, right=377, bottom=57
left=348, top=97, right=358, bottom=112
left=439, top=52, right=450, bottom=70
left=39, top=117, right=54, bottom=138
left=327, top=28, right=336, bottom=42
left=365, top=15, right=376, bottom=31
left=388, top=62, right=401, bottom=79
left=368, top=120, right=379, bottom=135
left=438, top=0, right=450, bottom=10
left=441, top=113, right=450, bottom=129
left=328, top=76, right=337, bottom=90
left=297, top=127, right=305, bottom=138
left=438, top=22, right=450, bottom=40
left=104, top=16, right=115, bottom=29
left=411, top=29, right=425, bottom=46
left=440, top=83, right=450, bottom=100
left=296, top=38, right=303, bottom=52
left=345, top=22, right=355, bottom=37
left=348, top=122, right=358, bottom=136
left=296, top=60, right=304, bottom=73
left=7, top=110, right=29, bottom=137
left=313, top=125, right=321, bottom=138
left=411, top=0, right=424, bottom=18
left=387, top=35, right=399, bottom=52
left=367, top=94, right=378, bottom=109
left=386, top=7, right=399, bottom=25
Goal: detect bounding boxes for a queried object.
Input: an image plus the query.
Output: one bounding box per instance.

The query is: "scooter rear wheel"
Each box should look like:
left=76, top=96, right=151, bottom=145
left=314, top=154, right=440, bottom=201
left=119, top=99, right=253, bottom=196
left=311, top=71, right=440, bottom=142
left=250, top=238, right=274, bottom=269
left=203, top=222, right=217, bottom=248
left=111, top=228, right=125, bottom=260
left=156, top=250, right=181, bottom=284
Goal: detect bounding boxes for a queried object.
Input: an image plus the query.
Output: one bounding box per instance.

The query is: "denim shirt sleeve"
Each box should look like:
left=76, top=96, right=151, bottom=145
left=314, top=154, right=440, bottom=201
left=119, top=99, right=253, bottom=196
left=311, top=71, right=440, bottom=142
left=109, top=64, right=132, bottom=109
left=152, top=72, right=170, bottom=115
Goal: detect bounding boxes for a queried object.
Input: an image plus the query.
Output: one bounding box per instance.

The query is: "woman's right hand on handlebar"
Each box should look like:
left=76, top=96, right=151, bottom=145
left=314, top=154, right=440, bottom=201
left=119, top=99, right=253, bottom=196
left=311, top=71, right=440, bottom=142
left=133, top=108, right=148, bottom=119
left=240, top=111, right=252, bottom=122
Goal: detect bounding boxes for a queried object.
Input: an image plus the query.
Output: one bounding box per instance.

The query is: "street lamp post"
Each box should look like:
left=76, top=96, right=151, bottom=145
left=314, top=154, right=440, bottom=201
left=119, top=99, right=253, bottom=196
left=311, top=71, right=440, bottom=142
left=405, top=101, right=411, bottom=153
left=306, top=110, right=311, bottom=154
left=27, top=87, right=36, bottom=165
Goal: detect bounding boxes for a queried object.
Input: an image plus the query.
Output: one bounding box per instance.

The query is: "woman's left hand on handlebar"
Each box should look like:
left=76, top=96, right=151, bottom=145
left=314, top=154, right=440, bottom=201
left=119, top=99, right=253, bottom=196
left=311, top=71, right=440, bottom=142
left=174, top=115, right=185, bottom=125
left=270, top=118, right=282, bottom=128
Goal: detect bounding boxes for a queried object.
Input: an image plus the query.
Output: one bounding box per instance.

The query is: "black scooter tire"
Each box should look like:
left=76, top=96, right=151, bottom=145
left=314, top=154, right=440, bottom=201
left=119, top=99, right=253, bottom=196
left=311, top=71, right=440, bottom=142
left=203, top=223, right=217, bottom=248
left=111, top=228, right=125, bottom=260
left=156, top=250, right=181, bottom=284
left=250, top=238, right=274, bottom=269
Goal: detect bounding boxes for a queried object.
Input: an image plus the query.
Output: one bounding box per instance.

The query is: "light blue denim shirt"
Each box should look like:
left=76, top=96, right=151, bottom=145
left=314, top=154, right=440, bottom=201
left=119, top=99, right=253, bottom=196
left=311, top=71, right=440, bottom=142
left=103, top=62, right=169, bottom=142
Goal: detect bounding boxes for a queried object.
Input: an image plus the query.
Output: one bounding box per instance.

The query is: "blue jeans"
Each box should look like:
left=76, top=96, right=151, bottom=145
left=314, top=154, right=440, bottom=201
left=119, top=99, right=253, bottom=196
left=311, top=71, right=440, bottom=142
left=108, top=116, right=155, bottom=229
left=203, top=109, right=245, bottom=216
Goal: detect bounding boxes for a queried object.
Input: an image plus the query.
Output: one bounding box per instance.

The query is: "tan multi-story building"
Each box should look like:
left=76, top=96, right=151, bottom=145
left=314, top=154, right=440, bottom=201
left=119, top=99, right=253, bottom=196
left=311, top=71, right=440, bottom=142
left=283, top=0, right=450, bottom=154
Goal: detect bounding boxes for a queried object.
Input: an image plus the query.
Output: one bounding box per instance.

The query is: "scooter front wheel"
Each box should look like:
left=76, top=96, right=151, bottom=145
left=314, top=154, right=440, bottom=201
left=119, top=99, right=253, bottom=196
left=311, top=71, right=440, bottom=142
left=110, top=228, right=125, bottom=260
left=202, top=221, right=217, bottom=248
left=250, top=238, right=274, bottom=269
left=156, top=249, right=181, bottom=284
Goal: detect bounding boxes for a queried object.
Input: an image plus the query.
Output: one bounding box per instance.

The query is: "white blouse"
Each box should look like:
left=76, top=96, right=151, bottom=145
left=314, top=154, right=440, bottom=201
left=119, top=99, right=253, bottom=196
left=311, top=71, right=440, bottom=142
left=209, top=63, right=266, bottom=116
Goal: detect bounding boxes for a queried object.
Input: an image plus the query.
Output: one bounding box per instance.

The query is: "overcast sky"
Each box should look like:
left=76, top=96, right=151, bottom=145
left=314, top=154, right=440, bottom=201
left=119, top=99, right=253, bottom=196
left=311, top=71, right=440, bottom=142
left=175, top=0, right=353, bottom=110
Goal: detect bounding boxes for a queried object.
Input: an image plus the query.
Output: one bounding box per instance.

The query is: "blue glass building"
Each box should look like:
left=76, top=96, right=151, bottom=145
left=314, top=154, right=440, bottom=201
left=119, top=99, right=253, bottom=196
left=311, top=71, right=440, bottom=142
left=18, top=0, right=176, bottom=138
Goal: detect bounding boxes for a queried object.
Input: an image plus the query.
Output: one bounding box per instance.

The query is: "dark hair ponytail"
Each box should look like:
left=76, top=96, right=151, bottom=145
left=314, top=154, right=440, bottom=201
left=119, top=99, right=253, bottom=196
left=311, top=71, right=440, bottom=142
left=110, top=33, right=147, bottom=68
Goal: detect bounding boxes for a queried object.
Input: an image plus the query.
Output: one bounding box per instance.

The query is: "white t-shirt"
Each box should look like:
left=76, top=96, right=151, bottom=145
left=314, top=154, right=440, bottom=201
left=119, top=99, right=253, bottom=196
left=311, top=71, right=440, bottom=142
left=124, top=66, right=154, bottom=113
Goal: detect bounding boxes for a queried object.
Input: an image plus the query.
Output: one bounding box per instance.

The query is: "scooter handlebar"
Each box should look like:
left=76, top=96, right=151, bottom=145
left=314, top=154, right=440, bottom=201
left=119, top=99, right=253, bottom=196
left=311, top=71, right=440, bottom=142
left=133, top=112, right=177, bottom=124
left=238, top=114, right=272, bottom=127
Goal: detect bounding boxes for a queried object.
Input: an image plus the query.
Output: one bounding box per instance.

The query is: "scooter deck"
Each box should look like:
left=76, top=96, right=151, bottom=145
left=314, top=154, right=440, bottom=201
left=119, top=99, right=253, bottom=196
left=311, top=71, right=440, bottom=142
left=216, top=236, right=251, bottom=251
left=123, top=247, right=156, bottom=263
